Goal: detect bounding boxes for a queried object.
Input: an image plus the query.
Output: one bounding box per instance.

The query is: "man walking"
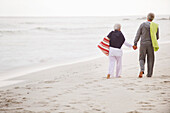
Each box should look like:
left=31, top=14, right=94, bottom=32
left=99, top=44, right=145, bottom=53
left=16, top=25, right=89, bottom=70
left=133, top=13, right=159, bottom=78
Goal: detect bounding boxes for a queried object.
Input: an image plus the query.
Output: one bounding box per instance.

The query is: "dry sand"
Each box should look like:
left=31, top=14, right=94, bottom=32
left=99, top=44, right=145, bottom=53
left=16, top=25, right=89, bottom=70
left=0, top=43, right=170, bottom=113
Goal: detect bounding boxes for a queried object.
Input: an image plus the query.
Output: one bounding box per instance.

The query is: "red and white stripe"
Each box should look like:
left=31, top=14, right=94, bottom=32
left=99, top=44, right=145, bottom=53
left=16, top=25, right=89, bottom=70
left=97, top=37, right=110, bottom=56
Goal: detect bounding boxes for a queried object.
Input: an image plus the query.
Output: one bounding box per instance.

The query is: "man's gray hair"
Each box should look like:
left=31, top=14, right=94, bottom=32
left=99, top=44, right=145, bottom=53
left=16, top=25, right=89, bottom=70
left=114, top=24, right=121, bottom=30
left=147, top=13, right=155, bottom=21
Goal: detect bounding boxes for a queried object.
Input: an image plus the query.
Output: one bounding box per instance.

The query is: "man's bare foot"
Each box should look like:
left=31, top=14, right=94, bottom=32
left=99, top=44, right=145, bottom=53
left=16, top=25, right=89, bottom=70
left=139, top=71, right=144, bottom=78
left=116, top=76, right=121, bottom=78
left=107, top=74, right=110, bottom=79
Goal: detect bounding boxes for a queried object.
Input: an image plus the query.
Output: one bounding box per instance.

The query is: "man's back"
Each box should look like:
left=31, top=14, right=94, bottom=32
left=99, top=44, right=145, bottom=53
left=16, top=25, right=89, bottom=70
left=134, top=21, right=159, bottom=46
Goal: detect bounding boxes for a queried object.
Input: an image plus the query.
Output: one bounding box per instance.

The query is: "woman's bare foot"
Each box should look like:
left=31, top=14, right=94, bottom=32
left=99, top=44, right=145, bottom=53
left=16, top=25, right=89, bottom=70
left=107, top=74, right=110, bottom=79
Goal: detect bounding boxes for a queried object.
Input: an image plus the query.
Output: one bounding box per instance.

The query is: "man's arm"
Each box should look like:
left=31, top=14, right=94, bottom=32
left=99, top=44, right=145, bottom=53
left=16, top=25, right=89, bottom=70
left=134, top=24, right=143, bottom=46
left=156, top=27, right=159, bottom=40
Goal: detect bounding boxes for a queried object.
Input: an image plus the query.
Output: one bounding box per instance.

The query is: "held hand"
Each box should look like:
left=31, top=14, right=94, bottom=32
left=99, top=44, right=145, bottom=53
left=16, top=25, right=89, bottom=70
left=133, top=45, right=137, bottom=50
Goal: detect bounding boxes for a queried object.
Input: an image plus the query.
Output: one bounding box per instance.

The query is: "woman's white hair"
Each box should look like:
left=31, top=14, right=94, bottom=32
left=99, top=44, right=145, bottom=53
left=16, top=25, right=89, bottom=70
left=114, top=24, right=121, bottom=30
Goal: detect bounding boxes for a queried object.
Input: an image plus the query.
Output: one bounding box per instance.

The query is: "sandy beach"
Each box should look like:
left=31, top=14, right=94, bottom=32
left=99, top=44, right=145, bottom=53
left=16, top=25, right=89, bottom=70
left=0, top=42, right=169, bottom=113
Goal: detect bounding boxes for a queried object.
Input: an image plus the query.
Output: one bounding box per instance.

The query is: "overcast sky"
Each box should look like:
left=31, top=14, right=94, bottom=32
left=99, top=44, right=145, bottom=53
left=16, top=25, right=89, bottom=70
left=0, top=0, right=170, bottom=16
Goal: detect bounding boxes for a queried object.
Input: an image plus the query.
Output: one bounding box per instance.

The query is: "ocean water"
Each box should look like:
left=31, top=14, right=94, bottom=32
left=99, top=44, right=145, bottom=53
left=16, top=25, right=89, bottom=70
left=0, top=16, right=169, bottom=80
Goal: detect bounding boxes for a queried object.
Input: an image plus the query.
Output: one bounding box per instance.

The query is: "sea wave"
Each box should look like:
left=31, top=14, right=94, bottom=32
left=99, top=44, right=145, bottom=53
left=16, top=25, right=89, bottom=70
left=33, top=26, right=109, bottom=31
left=0, top=26, right=109, bottom=34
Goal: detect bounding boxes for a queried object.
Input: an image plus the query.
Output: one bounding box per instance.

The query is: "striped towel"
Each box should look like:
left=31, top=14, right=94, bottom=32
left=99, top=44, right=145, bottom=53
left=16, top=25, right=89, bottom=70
left=97, top=37, right=110, bottom=56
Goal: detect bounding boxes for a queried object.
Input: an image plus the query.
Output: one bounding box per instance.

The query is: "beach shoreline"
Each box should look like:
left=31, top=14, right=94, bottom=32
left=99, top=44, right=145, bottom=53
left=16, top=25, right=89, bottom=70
left=1, top=40, right=169, bottom=88
left=0, top=55, right=104, bottom=87
left=0, top=55, right=106, bottom=89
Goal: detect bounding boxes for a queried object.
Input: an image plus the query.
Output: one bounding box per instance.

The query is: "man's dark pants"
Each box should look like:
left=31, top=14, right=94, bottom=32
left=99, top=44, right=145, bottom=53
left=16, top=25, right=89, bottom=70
left=139, top=44, right=154, bottom=77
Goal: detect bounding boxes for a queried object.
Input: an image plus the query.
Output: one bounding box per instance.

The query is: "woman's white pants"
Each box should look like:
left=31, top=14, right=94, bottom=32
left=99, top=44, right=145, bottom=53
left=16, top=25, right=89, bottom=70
left=108, top=55, right=122, bottom=77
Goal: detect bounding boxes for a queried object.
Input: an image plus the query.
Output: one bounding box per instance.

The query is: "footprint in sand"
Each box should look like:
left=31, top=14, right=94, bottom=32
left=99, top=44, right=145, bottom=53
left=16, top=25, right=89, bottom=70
left=4, top=98, right=23, bottom=105
left=69, top=101, right=82, bottom=104
left=50, top=108, right=58, bottom=111
left=137, top=101, right=155, bottom=111
left=16, top=108, right=24, bottom=110
left=85, top=81, right=93, bottom=84
left=97, top=85, right=103, bottom=87
left=35, top=101, right=49, bottom=106
left=93, top=80, right=99, bottom=82
left=92, top=108, right=102, bottom=111
left=139, top=108, right=152, bottom=110
left=127, top=110, right=141, bottom=113
left=26, top=87, right=31, bottom=89
left=64, top=105, right=71, bottom=108
left=163, top=81, right=170, bottom=84
left=161, top=75, right=170, bottom=78
left=141, top=105, right=155, bottom=107
left=50, top=100, right=57, bottom=102
left=138, top=101, right=151, bottom=104
left=163, top=99, right=169, bottom=102
left=22, top=97, right=26, bottom=100
left=127, top=88, right=134, bottom=90
left=160, top=92, right=166, bottom=95
left=14, top=87, right=20, bottom=89
left=160, top=102, right=167, bottom=105
left=44, top=80, right=56, bottom=84
left=43, top=86, right=53, bottom=89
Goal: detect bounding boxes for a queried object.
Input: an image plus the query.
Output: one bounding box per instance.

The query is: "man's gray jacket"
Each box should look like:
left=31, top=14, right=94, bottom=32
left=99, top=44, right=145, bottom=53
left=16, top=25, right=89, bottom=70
left=134, top=21, right=159, bottom=46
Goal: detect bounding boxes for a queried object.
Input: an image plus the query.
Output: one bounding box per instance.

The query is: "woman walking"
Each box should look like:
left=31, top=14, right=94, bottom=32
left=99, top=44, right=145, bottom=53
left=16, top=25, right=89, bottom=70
left=107, top=24, right=136, bottom=79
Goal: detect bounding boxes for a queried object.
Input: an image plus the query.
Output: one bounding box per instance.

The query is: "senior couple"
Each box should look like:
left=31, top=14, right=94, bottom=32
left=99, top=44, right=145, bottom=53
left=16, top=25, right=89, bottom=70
left=107, top=13, right=159, bottom=79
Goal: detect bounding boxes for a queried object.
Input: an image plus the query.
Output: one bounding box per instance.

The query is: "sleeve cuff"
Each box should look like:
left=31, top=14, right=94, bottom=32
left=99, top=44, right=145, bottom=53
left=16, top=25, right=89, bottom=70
left=134, top=43, right=137, bottom=46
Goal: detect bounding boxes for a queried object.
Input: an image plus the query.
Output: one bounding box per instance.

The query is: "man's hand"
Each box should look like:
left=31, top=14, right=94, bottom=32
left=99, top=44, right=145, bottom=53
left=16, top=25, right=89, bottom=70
left=133, top=45, right=137, bottom=50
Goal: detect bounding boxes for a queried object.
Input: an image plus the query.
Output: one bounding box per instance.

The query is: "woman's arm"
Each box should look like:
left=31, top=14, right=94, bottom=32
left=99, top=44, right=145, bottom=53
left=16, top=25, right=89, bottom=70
left=124, top=41, right=133, bottom=48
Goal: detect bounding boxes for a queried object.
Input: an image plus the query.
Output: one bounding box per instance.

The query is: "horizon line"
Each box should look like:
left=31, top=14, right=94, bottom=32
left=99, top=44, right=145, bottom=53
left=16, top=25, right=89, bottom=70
left=0, top=14, right=169, bottom=18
